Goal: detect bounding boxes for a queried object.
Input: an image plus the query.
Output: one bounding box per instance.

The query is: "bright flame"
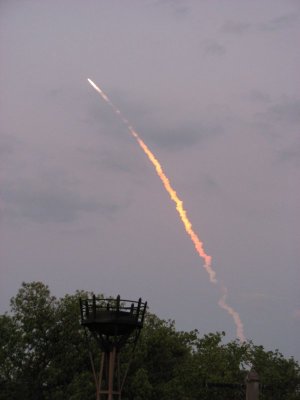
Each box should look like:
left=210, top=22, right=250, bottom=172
left=87, top=77, right=246, bottom=341
left=130, top=128, right=216, bottom=283
left=87, top=78, right=110, bottom=102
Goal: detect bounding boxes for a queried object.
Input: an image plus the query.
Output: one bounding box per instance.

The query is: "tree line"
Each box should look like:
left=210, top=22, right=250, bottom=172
left=0, top=282, right=299, bottom=399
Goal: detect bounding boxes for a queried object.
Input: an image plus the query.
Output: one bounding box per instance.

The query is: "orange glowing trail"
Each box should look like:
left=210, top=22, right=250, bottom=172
left=129, top=127, right=216, bottom=283
left=87, top=78, right=246, bottom=341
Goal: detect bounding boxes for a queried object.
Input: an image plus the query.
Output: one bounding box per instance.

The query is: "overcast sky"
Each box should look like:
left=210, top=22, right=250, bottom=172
left=1, top=0, right=299, bottom=360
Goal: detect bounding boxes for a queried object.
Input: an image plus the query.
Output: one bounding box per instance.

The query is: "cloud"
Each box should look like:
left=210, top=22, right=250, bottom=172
left=258, top=13, right=298, bottom=31
left=202, top=174, right=220, bottom=193
left=77, top=146, right=146, bottom=178
left=265, top=99, right=300, bottom=124
left=0, top=139, right=13, bottom=157
left=222, top=13, right=298, bottom=36
left=84, top=97, right=121, bottom=130
left=153, top=0, right=190, bottom=17
left=0, top=133, right=21, bottom=158
left=254, top=98, right=300, bottom=128
left=244, top=90, right=271, bottom=104
left=204, top=41, right=226, bottom=56
left=142, top=120, right=221, bottom=150
left=1, top=179, right=118, bottom=224
left=276, top=144, right=300, bottom=165
left=221, top=21, right=251, bottom=35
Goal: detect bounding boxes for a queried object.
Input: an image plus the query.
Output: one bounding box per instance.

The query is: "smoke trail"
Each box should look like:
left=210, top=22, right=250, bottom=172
left=87, top=78, right=245, bottom=341
left=218, top=286, right=245, bottom=342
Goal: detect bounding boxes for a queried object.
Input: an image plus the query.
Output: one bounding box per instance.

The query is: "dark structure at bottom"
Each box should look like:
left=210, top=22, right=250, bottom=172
left=80, top=295, right=147, bottom=400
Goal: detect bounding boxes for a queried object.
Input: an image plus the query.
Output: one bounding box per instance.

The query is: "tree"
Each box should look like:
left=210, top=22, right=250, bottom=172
left=124, top=313, right=198, bottom=400
left=0, top=282, right=299, bottom=400
left=249, top=344, right=300, bottom=400
left=0, top=282, right=96, bottom=400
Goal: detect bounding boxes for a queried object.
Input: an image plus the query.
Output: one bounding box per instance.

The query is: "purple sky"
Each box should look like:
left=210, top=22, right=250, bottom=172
left=1, top=0, right=299, bottom=360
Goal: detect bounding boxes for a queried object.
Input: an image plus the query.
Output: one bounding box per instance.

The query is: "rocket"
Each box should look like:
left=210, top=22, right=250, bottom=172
left=87, top=78, right=110, bottom=103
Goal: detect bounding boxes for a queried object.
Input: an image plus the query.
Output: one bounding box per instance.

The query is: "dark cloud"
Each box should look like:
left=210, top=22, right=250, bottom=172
left=202, top=175, right=220, bottom=193
left=85, top=102, right=122, bottom=131
left=221, top=21, right=251, bottom=35
left=0, top=136, right=14, bottom=157
left=0, top=133, right=21, bottom=158
left=258, top=13, right=298, bottom=31
left=77, top=145, right=146, bottom=178
left=244, top=90, right=271, bottom=104
left=85, top=87, right=222, bottom=151
left=153, top=0, right=190, bottom=17
left=84, top=87, right=152, bottom=139
left=276, top=144, right=300, bottom=165
left=142, top=121, right=221, bottom=150
left=204, top=41, right=226, bottom=56
left=264, top=99, right=300, bottom=124
left=172, top=5, right=189, bottom=17
left=1, top=180, right=118, bottom=224
left=222, top=13, right=297, bottom=36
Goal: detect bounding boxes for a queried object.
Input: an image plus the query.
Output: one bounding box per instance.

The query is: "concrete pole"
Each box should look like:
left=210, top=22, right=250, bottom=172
left=246, top=369, right=260, bottom=400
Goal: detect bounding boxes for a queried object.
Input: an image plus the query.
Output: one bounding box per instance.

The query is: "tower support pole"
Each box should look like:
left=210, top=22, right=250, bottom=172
left=108, top=347, right=116, bottom=400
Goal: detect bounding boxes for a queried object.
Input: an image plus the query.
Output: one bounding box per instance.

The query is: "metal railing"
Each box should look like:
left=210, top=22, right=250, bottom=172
left=79, top=295, right=147, bottom=326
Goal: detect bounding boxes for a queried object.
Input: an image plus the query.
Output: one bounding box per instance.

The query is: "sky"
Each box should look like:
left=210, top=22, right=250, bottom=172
left=0, top=0, right=299, bottom=360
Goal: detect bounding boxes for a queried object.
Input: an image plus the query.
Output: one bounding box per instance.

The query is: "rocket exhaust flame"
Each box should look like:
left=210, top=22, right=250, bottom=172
left=87, top=78, right=245, bottom=342
left=87, top=78, right=110, bottom=102
left=130, top=127, right=215, bottom=283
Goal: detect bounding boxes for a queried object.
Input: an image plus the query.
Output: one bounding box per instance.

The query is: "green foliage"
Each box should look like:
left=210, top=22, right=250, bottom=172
left=0, top=282, right=299, bottom=400
left=249, top=344, right=300, bottom=400
left=0, top=282, right=97, bottom=400
left=124, top=314, right=198, bottom=400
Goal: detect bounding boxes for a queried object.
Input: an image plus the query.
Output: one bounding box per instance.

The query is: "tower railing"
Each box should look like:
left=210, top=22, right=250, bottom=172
left=79, top=295, right=147, bottom=400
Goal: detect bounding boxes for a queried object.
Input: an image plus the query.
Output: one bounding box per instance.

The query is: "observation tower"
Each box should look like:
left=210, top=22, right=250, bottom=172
left=80, top=295, right=147, bottom=400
